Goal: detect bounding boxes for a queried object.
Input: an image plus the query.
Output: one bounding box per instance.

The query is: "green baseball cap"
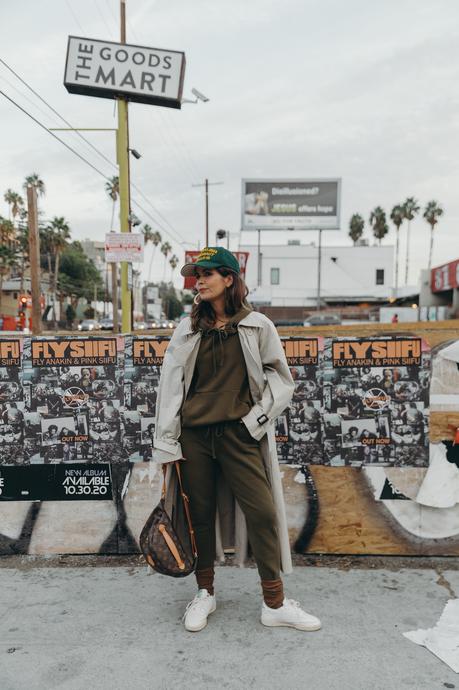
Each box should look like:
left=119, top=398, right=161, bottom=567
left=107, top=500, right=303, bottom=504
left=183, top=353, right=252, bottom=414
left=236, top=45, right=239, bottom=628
left=180, top=246, right=240, bottom=277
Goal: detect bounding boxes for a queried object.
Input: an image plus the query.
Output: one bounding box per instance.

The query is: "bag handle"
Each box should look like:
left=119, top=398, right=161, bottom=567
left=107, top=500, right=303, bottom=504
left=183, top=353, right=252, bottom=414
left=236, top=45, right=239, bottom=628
left=161, top=462, right=198, bottom=557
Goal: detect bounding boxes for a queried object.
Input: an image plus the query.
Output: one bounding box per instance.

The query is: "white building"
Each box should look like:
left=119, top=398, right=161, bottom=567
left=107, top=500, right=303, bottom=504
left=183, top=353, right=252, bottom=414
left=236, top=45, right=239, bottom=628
left=239, top=240, right=394, bottom=307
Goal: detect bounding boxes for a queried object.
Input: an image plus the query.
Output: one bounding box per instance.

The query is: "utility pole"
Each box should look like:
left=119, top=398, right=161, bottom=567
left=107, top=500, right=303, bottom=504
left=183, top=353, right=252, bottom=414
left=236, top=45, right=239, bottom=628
left=316, top=229, right=322, bottom=311
left=27, top=185, right=42, bottom=335
left=192, top=178, right=223, bottom=246
left=118, top=0, right=132, bottom=332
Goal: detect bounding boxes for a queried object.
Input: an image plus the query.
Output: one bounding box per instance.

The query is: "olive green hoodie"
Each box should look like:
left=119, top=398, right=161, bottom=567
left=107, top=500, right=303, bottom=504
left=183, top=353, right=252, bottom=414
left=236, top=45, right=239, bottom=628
left=181, top=306, right=253, bottom=426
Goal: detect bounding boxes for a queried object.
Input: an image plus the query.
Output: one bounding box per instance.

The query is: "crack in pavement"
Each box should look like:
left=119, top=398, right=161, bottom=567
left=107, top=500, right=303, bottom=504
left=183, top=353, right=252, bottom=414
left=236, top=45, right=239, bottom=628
left=435, top=568, right=457, bottom=599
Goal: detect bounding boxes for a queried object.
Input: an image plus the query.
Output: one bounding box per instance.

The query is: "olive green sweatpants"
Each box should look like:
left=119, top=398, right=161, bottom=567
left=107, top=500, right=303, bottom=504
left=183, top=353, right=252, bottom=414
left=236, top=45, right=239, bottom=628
left=179, top=420, right=281, bottom=581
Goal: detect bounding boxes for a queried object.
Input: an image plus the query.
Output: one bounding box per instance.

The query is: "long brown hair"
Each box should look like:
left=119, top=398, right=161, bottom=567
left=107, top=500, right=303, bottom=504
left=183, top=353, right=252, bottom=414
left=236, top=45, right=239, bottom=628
left=190, top=268, right=250, bottom=332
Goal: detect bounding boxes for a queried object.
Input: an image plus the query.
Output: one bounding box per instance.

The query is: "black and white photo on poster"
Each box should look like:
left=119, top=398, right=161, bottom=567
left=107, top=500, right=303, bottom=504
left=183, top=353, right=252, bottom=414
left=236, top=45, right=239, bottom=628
left=324, top=336, right=431, bottom=467
left=277, top=337, right=323, bottom=465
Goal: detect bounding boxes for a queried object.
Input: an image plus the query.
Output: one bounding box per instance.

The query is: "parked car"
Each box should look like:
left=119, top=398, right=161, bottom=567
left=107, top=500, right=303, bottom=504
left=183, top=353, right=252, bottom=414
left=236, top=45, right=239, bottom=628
left=303, top=313, right=341, bottom=327
left=99, top=318, right=113, bottom=330
left=78, top=319, right=101, bottom=331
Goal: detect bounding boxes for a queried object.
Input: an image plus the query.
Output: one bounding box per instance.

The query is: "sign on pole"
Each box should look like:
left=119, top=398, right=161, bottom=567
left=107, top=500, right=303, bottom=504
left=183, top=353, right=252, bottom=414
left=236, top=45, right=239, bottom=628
left=105, top=233, right=144, bottom=263
left=241, top=178, right=341, bottom=231
left=64, top=36, right=186, bottom=109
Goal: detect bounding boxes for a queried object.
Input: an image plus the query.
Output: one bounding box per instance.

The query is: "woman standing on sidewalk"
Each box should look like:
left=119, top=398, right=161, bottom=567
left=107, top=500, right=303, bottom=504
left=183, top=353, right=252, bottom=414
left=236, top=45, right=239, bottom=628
left=153, top=247, right=321, bottom=633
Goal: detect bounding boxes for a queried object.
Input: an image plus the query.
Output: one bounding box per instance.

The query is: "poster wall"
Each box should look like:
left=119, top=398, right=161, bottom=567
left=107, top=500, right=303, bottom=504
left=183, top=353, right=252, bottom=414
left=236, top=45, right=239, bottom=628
left=277, top=335, right=431, bottom=468
left=0, top=334, right=431, bottom=472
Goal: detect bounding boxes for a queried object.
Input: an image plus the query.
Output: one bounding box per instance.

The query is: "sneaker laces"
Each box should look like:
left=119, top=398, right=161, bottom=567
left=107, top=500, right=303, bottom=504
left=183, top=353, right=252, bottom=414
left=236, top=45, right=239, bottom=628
left=182, top=591, right=211, bottom=621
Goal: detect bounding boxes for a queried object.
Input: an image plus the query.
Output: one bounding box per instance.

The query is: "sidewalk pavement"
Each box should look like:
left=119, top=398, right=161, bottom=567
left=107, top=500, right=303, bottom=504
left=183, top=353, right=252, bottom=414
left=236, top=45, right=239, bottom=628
left=1, top=557, right=458, bottom=690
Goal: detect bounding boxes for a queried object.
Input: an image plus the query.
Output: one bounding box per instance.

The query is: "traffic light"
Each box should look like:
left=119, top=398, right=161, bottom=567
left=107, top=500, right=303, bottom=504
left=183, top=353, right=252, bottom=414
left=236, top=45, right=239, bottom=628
left=20, top=296, right=27, bottom=309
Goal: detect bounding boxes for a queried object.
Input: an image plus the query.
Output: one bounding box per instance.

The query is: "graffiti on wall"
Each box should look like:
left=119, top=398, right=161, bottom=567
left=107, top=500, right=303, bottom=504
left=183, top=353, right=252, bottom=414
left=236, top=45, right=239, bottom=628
left=0, top=332, right=457, bottom=557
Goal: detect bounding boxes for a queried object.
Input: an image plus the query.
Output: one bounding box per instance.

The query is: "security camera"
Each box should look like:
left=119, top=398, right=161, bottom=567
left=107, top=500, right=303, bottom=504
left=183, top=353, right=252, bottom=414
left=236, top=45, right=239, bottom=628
left=129, top=213, right=142, bottom=227
left=191, top=87, right=209, bottom=103
left=130, top=148, right=142, bottom=160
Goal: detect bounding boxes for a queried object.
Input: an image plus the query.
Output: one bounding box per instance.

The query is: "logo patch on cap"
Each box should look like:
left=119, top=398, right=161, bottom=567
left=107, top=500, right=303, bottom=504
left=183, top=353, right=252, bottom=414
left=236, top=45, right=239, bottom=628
left=197, top=247, right=218, bottom=261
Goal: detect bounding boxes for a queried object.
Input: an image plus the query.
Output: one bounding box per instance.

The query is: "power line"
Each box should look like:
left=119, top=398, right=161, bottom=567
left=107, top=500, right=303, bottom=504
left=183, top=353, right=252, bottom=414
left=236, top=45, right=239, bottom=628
left=0, top=57, right=188, bottom=246
left=65, top=0, right=87, bottom=34
left=0, top=58, right=116, bottom=171
left=0, top=89, right=113, bottom=181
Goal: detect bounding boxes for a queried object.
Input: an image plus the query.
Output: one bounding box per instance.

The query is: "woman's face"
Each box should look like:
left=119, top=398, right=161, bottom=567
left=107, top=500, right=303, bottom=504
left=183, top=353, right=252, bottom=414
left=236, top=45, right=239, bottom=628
left=195, top=268, right=233, bottom=303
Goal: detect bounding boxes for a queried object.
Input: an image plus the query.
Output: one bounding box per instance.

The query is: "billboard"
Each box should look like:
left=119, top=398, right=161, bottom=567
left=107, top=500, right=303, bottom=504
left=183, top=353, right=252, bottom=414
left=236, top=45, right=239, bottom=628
left=241, top=178, right=341, bottom=231
left=183, top=251, right=249, bottom=289
left=64, top=36, right=186, bottom=109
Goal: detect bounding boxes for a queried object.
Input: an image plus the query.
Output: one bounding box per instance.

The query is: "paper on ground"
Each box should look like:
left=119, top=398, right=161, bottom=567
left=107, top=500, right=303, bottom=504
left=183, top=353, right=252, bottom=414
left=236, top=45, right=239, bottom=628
left=403, top=599, right=459, bottom=673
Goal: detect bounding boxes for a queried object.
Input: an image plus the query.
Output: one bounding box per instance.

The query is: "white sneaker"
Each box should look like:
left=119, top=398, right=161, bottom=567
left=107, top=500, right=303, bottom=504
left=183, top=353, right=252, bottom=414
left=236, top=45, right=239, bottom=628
left=261, top=598, right=321, bottom=631
left=183, top=589, right=216, bottom=632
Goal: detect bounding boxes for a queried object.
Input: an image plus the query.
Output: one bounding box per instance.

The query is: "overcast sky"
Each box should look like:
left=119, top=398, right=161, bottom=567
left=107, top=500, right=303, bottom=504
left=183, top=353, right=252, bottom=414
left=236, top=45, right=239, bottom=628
left=0, top=0, right=457, bottom=287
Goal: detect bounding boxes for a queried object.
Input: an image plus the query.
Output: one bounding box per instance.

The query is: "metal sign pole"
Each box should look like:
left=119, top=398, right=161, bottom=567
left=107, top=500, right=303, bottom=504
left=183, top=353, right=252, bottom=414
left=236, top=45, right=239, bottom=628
left=317, top=228, right=322, bottom=311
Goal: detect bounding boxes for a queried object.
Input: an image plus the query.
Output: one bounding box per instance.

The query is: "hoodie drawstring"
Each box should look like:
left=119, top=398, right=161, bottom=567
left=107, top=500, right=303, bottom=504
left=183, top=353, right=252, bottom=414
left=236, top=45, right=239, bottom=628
left=204, top=423, right=225, bottom=459
left=204, top=328, right=230, bottom=376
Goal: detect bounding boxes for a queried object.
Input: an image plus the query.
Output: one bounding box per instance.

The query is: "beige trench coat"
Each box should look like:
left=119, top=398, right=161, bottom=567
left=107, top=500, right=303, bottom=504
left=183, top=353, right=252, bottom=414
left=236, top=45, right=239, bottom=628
left=152, top=311, right=295, bottom=574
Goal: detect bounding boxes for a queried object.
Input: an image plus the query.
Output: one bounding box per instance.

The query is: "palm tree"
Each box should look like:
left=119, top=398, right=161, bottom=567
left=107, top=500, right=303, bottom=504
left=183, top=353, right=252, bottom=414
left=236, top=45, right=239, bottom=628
left=402, top=197, right=420, bottom=284
left=23, top=173, right=46, bottom=199
left=423, top=201, right=444, bottom=271
left=0, top=216, right=16, bottom=249
left=390, top=204, right=404, bottom=296
left=0, top=246, right=19, bottom=314
left=348, top=214, right=365, bottom=245
left=169, top=254, right=179, bottom=282
left=369, top=206, right=388, bottom=245
left=105, top=176, right=119, bottom=231
left=47, top=217, right=71, bottom=325
left=147, top=230, right=162, bottom=282
left=160, top=241, right=172, bottom=281
left=4, top=189, right=23, bottom=223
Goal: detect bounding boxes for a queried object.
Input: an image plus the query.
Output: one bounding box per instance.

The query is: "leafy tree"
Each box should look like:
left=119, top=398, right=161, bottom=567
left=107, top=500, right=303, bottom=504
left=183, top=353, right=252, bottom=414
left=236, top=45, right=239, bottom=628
left=390, top=204, right=404, bottom=295
left=84, top=305, right=95, bottom=319
left=0, top=245, right=19, bottom=314
left=58, top=242, right=103, bottom=308
left=0, top=216, right=15, bottom=248
left=105, top=176, right=119, bottom=231
left=160, top=283, right=182, bottom=320
left=423, top=200, right=444, bottom=270
left=348, top=214, right=364, bottom=245
left=369, top=207, right=388, bottom=245
left=65, top=303, right=76, bottom=327
left=402, top=197, right=420, bottom=284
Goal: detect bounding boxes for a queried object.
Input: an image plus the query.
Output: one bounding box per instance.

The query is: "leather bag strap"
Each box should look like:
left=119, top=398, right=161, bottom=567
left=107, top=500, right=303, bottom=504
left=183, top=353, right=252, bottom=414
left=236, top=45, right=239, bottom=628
left=174, top=461, right=198, bottom=557
left=160, top=462, right=197, bottom=557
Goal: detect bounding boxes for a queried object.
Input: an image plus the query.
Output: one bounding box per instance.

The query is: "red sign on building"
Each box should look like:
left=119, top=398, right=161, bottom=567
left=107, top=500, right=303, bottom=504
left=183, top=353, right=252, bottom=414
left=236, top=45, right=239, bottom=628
left=183, top=251, right=250, bottom=289
left=431, top=259, right=459, bottom=292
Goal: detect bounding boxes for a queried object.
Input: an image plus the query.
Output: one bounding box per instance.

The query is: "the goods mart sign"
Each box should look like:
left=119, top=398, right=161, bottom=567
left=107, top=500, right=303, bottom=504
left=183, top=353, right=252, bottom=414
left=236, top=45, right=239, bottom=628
left=431, top=259, right=459, bottom=292
left=64, top=36, right=186, bottom=109
left=105, top=233, right=144, bottom=262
